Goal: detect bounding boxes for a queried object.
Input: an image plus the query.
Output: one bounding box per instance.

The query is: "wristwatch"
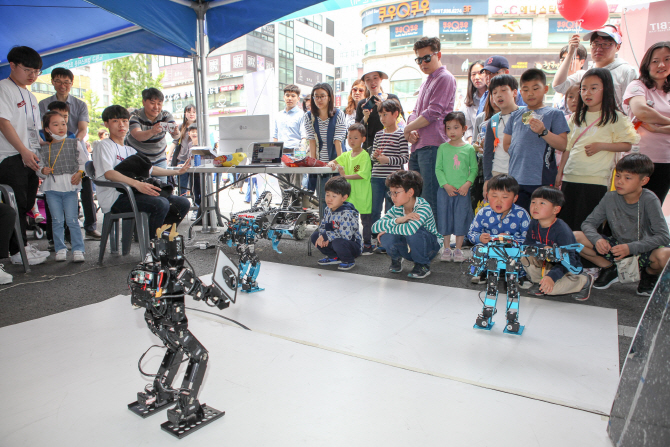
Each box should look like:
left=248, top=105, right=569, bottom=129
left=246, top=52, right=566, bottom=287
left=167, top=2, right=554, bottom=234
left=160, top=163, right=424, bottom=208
left=538, top=129, right=548, bottom=138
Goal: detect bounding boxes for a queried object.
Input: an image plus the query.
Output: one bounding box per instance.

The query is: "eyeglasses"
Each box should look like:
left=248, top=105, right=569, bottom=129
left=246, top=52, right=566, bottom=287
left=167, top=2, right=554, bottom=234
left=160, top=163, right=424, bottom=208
left=591, top=41, right=615, bottom=49
left=16, top=64, right=42, bottom=76
left=352, top=88, right=366, bottom=93
left=53, top=79, right=73, bottom=86
left=313, top=94, right=329, bottom=100
left=580, top=86, right=603, bottom=94
left=386, top=190, right=405, bottom=198
left=415, top=52, right=437, bottom=65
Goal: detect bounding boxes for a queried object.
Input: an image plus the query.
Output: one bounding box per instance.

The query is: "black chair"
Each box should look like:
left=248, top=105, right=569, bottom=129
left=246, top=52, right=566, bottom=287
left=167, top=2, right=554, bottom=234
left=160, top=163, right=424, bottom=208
left=84, top=161, right=150, bottom=264
left=0, top=184, right=30, bottom=272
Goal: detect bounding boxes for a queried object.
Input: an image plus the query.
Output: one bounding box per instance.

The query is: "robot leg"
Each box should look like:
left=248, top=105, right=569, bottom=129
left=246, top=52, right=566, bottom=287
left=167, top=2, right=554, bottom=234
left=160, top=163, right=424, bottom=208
left=503, top=272, right=524, bottom=335
left=475, top=270, right=499, bottom=330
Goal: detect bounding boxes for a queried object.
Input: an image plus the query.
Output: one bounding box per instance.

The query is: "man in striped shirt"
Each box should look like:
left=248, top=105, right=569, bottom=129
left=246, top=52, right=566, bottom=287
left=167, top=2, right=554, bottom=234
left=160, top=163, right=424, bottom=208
left=372, top=170, right=443, bottom=279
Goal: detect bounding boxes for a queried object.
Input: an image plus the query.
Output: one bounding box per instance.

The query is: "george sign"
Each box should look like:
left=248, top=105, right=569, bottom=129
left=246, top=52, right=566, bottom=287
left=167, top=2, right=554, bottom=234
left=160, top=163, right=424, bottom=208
left=440, top=19, right=472, bottom=34
left=362, top=0, right=488, bottom=28
left=390, top=21, right=423, bottom=39
left=296, top=66, right=322, bottom=88
left=42, top=53, right=132, bottom=75
left=487, top=18, right=534, bottom=34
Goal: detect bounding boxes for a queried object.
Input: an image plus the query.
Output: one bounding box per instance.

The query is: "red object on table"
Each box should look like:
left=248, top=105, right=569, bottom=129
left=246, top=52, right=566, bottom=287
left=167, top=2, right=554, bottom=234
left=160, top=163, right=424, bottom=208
left=281, top=155, right=328, bottom=167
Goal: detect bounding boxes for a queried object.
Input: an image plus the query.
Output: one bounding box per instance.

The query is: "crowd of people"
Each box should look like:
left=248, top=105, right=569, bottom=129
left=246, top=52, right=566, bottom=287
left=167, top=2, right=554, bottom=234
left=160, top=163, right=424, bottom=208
left=1, top=27, right=669, bottom=301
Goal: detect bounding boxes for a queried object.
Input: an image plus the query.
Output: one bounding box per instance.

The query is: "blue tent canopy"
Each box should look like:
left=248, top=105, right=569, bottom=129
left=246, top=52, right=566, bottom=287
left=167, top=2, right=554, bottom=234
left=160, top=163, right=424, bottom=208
left=0, top=0, right=324, bottom=77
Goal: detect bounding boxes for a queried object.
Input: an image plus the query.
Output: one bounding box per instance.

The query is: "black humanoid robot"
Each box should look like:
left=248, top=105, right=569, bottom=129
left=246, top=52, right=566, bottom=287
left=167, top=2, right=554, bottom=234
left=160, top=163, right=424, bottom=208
left=127, top=224, right=236, bottom=438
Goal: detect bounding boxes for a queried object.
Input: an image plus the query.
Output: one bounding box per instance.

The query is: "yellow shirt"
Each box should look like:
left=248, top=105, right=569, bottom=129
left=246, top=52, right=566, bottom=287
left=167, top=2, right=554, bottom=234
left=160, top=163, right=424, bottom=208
left=563, top=111, right=639, bottom=186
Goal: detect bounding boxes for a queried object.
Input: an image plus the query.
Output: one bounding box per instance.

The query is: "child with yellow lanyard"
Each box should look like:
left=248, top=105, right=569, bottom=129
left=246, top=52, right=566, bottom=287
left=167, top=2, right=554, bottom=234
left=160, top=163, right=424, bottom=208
left=37, top=111, right=89, bottom=262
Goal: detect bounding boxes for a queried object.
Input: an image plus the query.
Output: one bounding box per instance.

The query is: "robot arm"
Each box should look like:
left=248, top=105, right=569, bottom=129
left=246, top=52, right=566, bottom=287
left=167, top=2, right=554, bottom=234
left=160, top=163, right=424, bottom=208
left=177, top=268, right=230, bottom=310
left=521, top=243, right=584, bottom=275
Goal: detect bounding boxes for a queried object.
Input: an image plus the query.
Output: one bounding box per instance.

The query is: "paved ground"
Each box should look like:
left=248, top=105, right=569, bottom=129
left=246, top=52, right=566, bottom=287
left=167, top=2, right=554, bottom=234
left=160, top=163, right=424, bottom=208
left=0, top=179, right=649, bottom=368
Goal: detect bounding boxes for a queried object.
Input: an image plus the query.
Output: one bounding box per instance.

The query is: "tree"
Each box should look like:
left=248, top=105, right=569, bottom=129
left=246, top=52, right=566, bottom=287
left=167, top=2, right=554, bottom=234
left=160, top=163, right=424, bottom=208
left=84, top=90, right=104, bottom=141
left=106, top=54, right=165, bottom=109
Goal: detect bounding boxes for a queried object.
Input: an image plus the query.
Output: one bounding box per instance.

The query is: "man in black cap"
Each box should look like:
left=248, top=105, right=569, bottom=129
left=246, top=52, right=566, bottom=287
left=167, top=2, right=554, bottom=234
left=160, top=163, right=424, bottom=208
left=476, top=55, right=526, bottom=115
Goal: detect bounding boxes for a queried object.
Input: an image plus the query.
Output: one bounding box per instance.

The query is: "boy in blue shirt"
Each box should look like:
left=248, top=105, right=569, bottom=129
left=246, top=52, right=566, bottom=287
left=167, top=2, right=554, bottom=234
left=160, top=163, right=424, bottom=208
left=468, top=174, right=531, bottom=284
left=311, top=176, right=362, bottom=271
left=503, top=68, right=569, bottom=211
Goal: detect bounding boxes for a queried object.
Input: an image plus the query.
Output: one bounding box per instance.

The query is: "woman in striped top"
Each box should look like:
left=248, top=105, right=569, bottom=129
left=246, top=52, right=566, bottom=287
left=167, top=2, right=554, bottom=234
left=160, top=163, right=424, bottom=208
left=306, top=83, right=347, bottom=191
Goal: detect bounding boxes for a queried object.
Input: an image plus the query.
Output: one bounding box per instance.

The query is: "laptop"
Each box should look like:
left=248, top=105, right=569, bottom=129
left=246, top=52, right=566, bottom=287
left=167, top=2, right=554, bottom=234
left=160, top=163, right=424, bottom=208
left=249, top=142, right=284, bottom=167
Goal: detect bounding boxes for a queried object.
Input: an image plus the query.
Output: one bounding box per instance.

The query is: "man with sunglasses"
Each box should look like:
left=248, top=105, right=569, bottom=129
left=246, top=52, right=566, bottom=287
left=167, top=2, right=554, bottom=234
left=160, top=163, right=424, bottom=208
left=404, top=37, right=456, bottom=221
left=553, top=25, right=637, bottom=112
left=38, top=67, right=100, bottom=240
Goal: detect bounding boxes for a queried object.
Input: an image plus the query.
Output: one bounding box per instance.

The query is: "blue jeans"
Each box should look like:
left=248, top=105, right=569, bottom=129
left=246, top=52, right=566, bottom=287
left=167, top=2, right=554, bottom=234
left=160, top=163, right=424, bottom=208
left=408, top=146, right=439, bottom=221
left=371, top=177, right=392, bottom=231
left=380, top=227, right=440, bottom=265
left=244, top=177, right=258, bottom=203
left=45, top=190, right=85, bottom=253
left=151, top=158, right=168, bottom=183
left=111, top=193, right=191, bottom=237
left=310, top=231, right=361, bottom=263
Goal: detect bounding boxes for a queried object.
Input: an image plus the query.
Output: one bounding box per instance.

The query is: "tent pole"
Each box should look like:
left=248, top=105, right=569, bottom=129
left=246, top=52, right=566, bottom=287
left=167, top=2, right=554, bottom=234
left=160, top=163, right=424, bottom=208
left=195, top=5, right=210, bottom=150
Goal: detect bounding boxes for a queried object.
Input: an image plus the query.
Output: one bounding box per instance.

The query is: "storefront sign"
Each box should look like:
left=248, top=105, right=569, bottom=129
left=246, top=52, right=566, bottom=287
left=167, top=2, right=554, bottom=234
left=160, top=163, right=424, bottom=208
left=390, top=21, right=423, bottom=39
left=490, top=1, right=557, bottom=15
left=548, top=18, right=594, bottom=33
left=439, top=19, right=472, bottom=34
left=362, top=0, right=487, bottom=28
left=487, top=18, right=534, bottom=34
left=296, top=66, right=323, bottom=88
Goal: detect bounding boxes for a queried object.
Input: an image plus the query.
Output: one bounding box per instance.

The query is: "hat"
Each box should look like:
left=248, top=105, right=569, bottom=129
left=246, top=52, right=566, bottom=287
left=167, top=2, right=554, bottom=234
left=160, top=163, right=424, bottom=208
left=188, top=123, right=198, bottom=130
left=582, top=25, right=622, bottom=45
left=480, top=56, right=510, bottom=74
left=361, top=69, right=388, bottom=81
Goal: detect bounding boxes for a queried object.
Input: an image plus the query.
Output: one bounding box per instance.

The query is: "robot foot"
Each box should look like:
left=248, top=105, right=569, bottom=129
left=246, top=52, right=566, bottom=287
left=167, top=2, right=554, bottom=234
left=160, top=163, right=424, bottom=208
left=473, top=314, right=495, bottom=331
left=161, top=404, right=225, bottom=439
left=503, top=320, right=525, bottom=335
left=128, top=392, right=175, bottom=418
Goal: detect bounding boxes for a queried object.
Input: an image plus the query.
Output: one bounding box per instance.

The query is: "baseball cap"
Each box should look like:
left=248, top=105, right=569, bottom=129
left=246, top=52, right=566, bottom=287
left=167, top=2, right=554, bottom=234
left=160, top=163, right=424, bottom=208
left=583, top=25, right=622, bottom=45
left=480, top=56, right=510, bottom=74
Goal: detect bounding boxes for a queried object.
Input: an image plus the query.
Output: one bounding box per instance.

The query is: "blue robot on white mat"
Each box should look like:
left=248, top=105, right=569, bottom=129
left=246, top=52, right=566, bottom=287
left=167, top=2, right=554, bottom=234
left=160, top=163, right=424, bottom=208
left=467, top=234, right=584, bottom=335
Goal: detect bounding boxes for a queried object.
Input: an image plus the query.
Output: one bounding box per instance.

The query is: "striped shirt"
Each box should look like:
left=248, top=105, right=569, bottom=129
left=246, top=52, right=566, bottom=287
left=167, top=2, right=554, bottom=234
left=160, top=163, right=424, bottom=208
left=305, top=112, right=347, bottom=162
left=371, top=197, right=443, bottom=246
left=126, top=109, right=175, bottom=162
left=371, top=128, right=409, bottom=178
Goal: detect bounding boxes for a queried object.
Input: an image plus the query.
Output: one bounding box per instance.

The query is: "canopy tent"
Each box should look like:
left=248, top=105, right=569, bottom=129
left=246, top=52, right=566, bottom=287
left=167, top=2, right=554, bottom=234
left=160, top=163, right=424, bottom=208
left=0, top=0, right=323, bottom=145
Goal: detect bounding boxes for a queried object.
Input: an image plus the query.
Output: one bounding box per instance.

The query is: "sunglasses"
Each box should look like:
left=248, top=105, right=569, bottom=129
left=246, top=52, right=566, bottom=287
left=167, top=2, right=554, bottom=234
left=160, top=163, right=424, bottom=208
left=352, top=88, right=366, bottom=93
left=415, top=53, right=437, bottom=65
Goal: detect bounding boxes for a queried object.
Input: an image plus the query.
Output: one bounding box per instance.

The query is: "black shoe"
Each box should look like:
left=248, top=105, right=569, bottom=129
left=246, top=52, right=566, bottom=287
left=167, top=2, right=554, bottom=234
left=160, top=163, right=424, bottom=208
left=389, top=258, right=402, bottom=273
left=573, top=274, right=594, bottom=301
left=361, top=244, right=374, bottom=256
left=408, top=263, right=430, bottom=279
left=85, top=230, right=101, bottom=239
left=637, top=269, right=659, bottom=296
left=593, top=264, right=618, bottom=289
left=526, top=284, right=543, bottom=296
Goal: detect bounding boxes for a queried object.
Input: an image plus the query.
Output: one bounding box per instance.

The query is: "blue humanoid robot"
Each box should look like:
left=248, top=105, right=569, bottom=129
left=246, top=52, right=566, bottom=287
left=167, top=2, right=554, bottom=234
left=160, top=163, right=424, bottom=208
left=468, top=234, right=583, bottom=335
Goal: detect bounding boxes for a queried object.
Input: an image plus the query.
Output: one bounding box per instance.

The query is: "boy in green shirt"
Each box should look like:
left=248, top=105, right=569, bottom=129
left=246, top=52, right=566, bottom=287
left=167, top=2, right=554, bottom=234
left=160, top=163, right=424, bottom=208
left=328, top=123, right=373, bottom=254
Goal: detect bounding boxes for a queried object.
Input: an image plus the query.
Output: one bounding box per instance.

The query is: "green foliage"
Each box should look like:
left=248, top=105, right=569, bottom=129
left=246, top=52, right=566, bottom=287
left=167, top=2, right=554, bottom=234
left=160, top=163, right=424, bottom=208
left=84, top=90, right=104, bottom=141
left=105, top=55, right=165, bottom=109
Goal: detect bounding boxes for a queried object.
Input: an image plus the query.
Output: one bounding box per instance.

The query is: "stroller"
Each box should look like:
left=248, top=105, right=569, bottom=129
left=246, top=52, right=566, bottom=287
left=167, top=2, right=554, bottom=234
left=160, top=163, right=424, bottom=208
left=26, top=193, right=48, bottom=240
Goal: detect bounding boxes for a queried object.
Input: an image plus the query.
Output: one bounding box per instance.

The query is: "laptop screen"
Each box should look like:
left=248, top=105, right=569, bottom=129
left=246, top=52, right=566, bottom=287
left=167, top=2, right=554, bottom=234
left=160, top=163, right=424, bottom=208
left=252, top=142, right=283, bottom=164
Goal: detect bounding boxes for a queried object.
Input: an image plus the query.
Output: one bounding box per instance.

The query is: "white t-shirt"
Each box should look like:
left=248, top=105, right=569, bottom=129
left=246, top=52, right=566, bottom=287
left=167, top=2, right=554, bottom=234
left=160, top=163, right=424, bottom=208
left=92, top=138, right=137, bottom=213
left=491, top=113, right=512, bottom=174
left=623, top=80, right=670, bottom=163
left=0, top=78, right=41, bottom=164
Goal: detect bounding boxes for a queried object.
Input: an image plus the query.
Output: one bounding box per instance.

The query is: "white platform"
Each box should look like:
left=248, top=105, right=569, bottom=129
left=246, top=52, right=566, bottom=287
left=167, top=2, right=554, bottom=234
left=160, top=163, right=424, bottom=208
left=194, top=262, right=620, bottom=415
left=0, top=296, right=612, bottom=446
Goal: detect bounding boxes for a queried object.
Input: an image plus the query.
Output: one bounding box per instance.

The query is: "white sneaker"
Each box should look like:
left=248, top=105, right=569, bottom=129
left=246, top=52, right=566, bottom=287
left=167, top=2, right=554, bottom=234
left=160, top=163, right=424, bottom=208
left=10, top=250, right=46, bottom=265
left=440, top=247, right=453, bottom=262
left=0, top=264, right=12, bottom=284
left=73, top=251, right=85, bottom=263
left=55, top=249, right=67, bottom=262
left=453, top=249, right=465, bottom=262
left=27, top=243, right=50, bottom=258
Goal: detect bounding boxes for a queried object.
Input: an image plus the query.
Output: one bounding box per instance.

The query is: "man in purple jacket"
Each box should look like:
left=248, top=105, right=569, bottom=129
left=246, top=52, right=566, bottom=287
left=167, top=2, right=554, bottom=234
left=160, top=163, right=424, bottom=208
left=404, top=37, right=456, bottom=220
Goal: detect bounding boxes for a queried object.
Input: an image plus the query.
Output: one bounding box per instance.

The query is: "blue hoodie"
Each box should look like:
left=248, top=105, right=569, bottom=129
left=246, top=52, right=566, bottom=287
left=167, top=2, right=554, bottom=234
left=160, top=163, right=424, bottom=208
left=317, top=201, right=362, bottom=249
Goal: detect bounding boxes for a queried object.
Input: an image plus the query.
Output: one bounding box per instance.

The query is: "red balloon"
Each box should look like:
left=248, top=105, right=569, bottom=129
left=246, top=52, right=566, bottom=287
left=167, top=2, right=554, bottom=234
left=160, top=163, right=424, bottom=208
left=580, top=0, right=610, bottom=31
left=558, top=0, right=589, bottom=22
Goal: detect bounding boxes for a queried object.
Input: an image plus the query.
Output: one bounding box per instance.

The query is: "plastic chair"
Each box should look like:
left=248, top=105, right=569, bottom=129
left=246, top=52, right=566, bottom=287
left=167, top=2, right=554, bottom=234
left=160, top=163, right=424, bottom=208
left=84, top=161, right=150, bottom=264
left=0, top=184, right=31, bottom=272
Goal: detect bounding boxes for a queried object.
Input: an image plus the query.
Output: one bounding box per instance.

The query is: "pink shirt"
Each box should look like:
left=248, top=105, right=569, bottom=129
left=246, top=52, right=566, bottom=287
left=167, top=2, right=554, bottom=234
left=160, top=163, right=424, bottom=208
left=623, top=80, right=670, bottom=163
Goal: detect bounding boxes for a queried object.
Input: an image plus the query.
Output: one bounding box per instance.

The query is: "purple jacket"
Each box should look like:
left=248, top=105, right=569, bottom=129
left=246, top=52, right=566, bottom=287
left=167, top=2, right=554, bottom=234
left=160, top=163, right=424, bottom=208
left=407, top=65, right=456, bottom=151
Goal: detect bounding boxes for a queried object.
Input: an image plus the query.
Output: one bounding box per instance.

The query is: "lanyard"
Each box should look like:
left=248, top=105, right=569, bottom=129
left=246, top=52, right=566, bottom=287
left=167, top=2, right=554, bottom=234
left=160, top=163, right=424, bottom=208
left=48, top=139, right=66, bottom=170
left=9, top=77, right=36, bottom=127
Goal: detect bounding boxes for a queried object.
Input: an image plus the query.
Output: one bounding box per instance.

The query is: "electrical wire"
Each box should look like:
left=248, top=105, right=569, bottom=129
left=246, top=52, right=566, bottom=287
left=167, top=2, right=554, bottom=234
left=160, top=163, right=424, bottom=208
left=185, top=306, right=251, bottom=330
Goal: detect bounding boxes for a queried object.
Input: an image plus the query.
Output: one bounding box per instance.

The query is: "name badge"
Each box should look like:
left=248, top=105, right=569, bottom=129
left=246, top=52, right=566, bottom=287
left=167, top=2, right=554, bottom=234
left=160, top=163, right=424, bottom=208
left=27, top=126, right=41, bottom=151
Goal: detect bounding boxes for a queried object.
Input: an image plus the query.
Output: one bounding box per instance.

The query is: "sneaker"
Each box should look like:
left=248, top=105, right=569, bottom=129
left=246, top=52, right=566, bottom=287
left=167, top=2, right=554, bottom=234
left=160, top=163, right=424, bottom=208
left=27, top=243, right=49, bottom=258
left=453, top=248, right=465, bottom=263
left=526, top=284, right=544, bottom=296
left=317, top=257, right=341, bottom=265
left=637, top=269, right=659, bottom=296
left=0, top=264, right=12, bottom=285
left=573, top=274, right=594, bottom=301
left=440, top=247, right=453, bottom=262
left=593, top=263, right=619, bottom=289
left=10, top=250, right=46, bottom=265
left=389, top=258, right=403, bottom=273
left=33, top=212, right=44, bottom=223
left=73, top=251, right=85, bottom=263
left=408, top=263, right=431, bottom=279
left=55, top=249, right=67, bottom=262
left=85, top=230, right=101, bottom=239
left=471, top=271, right=487, bottom=284
left=338, top=262, right=355, bottom=271
left=361, top=245, right=374, bottom=256
left=374, top=246, right=387, bottom=254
